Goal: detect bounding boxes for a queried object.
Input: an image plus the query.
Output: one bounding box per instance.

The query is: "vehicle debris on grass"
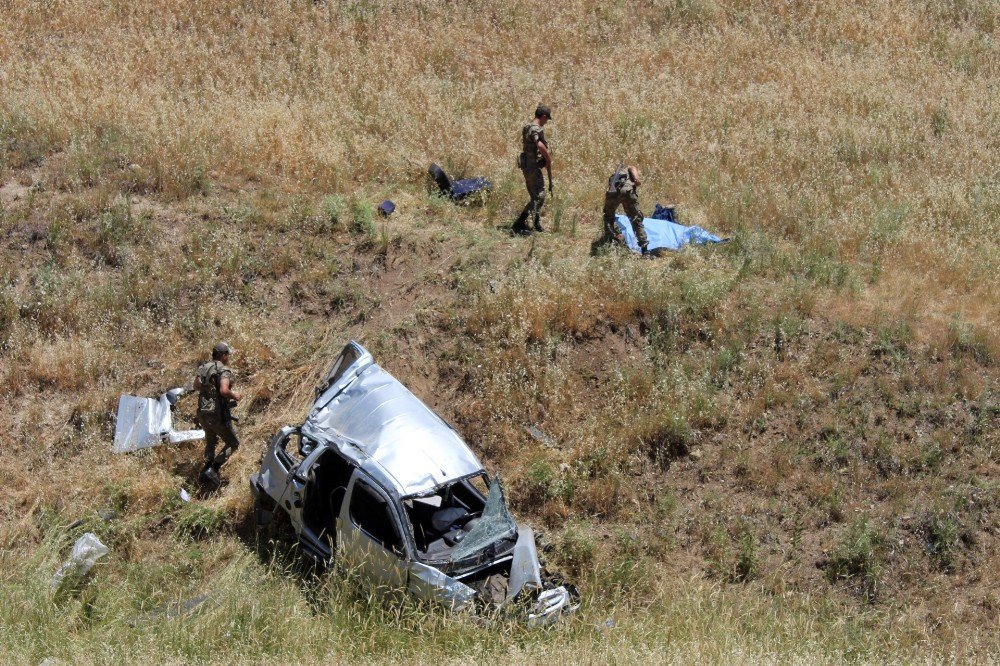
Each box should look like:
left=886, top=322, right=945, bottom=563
left=251, top=341, right=579, bottom=625
left=113, top=388, right=204, bottom=453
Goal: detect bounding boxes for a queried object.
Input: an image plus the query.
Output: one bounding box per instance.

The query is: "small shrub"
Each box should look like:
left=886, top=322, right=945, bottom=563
left=705, top=520, right=761, bottom=583
left=0, top=288, right=16, bottom=350
left=822, top=484, right=846, bottom=523
left=525, top=458, right=557, bottom=503
left=557, top=522, right=596, bottom=576
left=826, top=516, right=883, bottom=602
left=87, top=196, right=151, bottom=265
left=0, top=111, right=60, bottom=168
left=46, top=216, right=68, bottom=253
left=607, top=555, right=647, bottom=596
left=350, top=198, right=375, bottom=236
left=706, top=522, right=732, bottom=579
left=917, top=439, right=945, bottom=473
left=550, top=197, right=566, bottom=232
left=655, top=490, right=678, bottom=517
left=679, top=272, right=728, bottom=318
left=821, top=433, right=852, bottom=470
left=639, top=411, right=693, bottom=469
left=711, top=344, right=742, bottom=386
left=320, top=194, right=348, bottom=232
left=924, top=511, right=961, bottom=572
left=103, top=481, right=131, bottom=513
left=733, top=524, right=760, bottom=583
left=287, top=196, right=314, bottom=230
left=222, top=201, right=262, bottom=226
left=874, top=318, right=913, bottom=362
left=615, top=113, right=657, bottom=143
left=175, top=504, right=228, bottom=540
left=947, top=317, right=994, bottom=365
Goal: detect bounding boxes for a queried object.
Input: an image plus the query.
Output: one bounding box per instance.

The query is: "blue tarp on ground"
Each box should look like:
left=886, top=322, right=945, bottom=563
left=615, top=211, right=724, bottom=253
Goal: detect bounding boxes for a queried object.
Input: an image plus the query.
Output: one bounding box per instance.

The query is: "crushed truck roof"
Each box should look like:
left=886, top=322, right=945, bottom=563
left=301, top=347, right=484, bottom=497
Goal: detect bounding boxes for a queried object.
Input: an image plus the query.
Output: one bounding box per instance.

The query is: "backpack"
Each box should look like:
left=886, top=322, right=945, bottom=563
left=428, top=163, right=492, bottom=201
left=197, top=361, right=223, bottom=418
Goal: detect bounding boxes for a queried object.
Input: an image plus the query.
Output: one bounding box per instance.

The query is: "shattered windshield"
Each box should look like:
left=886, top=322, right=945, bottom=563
left=451, top=476, right=516, bottom=560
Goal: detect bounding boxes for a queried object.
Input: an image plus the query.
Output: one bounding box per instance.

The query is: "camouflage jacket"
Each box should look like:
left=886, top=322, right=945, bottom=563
left=521, top=122, right=547, bottom=168
left=607, top=166, right=636, bottom=194
left=197, top=360, right=234, bottom=420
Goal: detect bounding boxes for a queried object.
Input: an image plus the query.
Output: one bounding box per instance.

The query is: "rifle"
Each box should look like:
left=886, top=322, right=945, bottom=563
left=610, top=163, right=627, bottom=192
left=546, top=137, right=553, bottom=196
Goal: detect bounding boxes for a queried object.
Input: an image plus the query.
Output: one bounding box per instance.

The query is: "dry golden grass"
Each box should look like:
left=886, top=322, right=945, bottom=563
left=2, top=1, right=997, bottom=303
left=1, top=0, right=999, bottom=661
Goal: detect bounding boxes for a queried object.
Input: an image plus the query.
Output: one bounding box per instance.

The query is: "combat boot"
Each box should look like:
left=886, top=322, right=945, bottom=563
left=512, top=211, right=531, bottom=236
left=200, top=466, right=221, bottom=486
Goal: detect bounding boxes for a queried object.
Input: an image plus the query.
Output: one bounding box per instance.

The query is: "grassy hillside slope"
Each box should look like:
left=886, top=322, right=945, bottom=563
left=1, top=0, right=998, bottom=662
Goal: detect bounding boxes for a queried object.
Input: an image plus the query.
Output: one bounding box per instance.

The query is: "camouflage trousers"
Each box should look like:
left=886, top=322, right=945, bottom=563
left=603, top=189, right=648, bottom=252
left=201, top=416, right=240, bottom=471
left=516, top=166, right=547, bottom=228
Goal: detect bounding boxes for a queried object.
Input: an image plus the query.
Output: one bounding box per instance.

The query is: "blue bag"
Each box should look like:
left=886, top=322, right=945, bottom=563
left=652, top=204, right=677, bottom=223
left=428, top=163, right=492, bottom=201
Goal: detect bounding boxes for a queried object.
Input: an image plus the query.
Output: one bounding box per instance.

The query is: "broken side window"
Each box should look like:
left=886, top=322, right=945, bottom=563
left=349, top=482, right=403, bottom=553
left=451, top=477, right=516, bottom=560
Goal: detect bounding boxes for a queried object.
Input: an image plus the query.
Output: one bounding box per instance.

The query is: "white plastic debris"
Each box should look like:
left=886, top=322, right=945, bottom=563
left=113, top=388, right=204, bottom=453
left=51, top=533, right=109, bottom=592
left=179, top=488, right=191, bottom=503
left=168, top=430, right=204, bottom=444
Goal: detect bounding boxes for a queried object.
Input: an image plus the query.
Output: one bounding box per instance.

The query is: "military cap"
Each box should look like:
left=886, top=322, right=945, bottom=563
left=213, top=342, right=234, bottom=355
left=535, top=105, right=552, bottom=120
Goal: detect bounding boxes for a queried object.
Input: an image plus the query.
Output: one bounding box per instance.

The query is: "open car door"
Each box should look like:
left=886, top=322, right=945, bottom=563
left=338, top=472, right=409, bottom=592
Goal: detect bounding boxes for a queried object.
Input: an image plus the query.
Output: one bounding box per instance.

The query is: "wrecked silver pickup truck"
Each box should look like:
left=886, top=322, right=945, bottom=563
left=250, top=341, right=577, bottom=625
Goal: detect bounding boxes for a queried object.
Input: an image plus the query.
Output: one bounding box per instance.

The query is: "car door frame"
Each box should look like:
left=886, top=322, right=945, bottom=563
left=338, top=470, right=411, bottom=591
left=280, top=441, right=340, bottom=560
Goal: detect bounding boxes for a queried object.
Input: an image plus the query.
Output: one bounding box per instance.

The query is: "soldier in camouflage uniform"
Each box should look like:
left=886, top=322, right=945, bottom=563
left=194, top=342, right=242, bottom=485
left=603, top=164, right=650, bottom=254
left=513, top=105, right=553, bottom=235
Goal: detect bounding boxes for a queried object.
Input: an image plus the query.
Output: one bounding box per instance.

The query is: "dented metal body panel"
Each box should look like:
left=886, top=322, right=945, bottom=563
left=113, top=388, right=204, bottom=453
left=301, top=347, right=484, bottom=498
left=250, top=341, right=577, bottom=624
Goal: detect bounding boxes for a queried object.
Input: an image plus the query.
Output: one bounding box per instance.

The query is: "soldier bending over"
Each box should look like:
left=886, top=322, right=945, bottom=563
left=603, top=164, right=649, bottom=255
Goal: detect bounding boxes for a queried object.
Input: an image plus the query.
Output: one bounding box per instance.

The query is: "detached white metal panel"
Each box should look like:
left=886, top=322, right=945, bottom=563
left=113, top=392, right=203, bottom=453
